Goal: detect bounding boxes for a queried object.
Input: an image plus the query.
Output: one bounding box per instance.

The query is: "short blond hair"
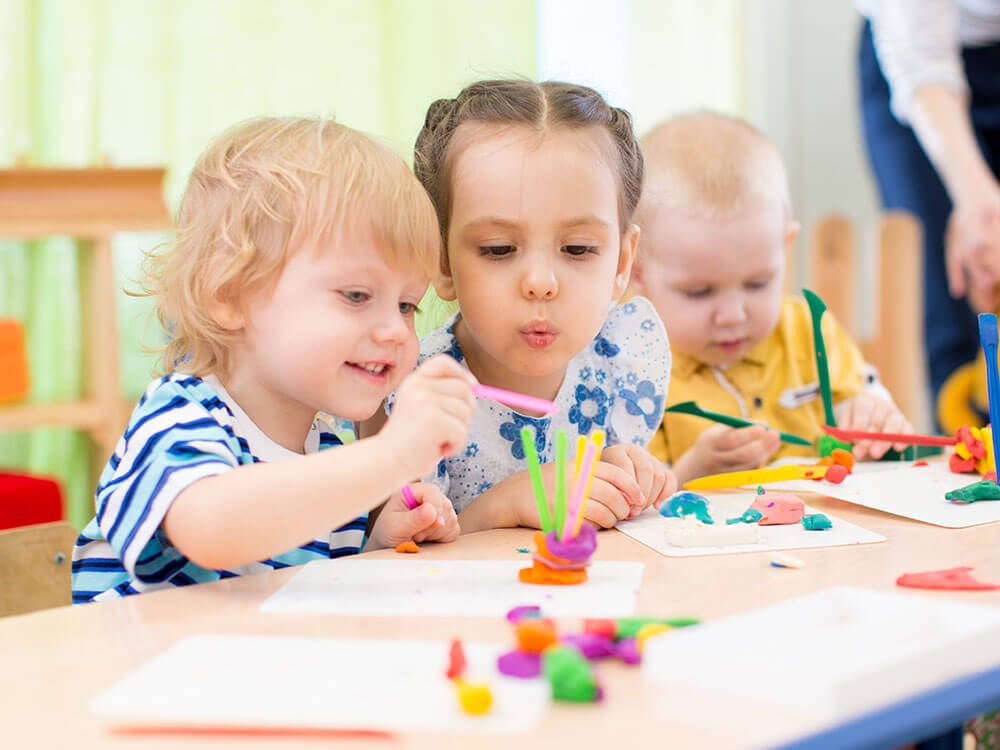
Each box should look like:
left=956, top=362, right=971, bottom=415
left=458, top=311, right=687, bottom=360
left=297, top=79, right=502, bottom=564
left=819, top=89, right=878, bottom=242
left=636, top=111, right=791, bottom=225
left=144, top=117, right=440, bottom=377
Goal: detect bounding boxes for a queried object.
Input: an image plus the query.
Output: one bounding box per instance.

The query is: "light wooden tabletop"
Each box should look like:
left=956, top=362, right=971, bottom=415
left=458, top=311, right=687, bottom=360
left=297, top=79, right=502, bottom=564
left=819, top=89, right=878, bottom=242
left=4, top=491, right=1000, bottom=749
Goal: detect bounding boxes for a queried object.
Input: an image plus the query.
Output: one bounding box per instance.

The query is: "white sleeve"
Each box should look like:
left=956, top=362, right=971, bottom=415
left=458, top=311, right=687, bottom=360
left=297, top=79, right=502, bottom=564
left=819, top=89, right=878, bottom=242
left=865, top=0, right=968, bottom=124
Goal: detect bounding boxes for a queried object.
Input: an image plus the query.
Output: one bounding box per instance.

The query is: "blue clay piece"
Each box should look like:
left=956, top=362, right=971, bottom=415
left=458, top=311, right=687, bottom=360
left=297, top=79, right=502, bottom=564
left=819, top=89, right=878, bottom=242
left=726, top=508, right=764, bottom=525
left=659, top=491, right=714, bottom=524
left=801, top=513, right=833, bottom=530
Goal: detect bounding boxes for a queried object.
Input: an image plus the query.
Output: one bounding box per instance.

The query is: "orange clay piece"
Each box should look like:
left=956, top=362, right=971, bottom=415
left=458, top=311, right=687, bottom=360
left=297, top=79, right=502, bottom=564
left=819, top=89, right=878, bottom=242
left=913, top=460, right=929, bottom=467
left=817, top=456, right=834, bottom=467
left=830, top=448, right=855, bottom=472
left=514, top=619, right=557, bottom=653
left=518, top=562, right=588, bottom=585
left=395, top=541, right=419, bottom=554
left=0, top=319, right=29, bottom=404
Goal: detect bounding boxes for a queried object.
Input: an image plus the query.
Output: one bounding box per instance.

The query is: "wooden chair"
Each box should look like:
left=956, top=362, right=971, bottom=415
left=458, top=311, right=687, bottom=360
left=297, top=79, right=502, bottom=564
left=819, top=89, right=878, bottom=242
left=794, top=211, right=927, bottom=430
left=0, top=521, right=77, bottom=617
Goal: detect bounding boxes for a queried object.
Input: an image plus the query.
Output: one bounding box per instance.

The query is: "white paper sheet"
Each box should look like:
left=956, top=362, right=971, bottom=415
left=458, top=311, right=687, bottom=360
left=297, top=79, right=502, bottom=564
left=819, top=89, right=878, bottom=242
left=92, top=635, right=550, bottom=734
left=642, top=586, right=1000, bottom=719
left=260, top=558, right=644, bottom=617
left=764, top=458, right=1000, bottom=528
left=616, top=493, right=884, bottom=557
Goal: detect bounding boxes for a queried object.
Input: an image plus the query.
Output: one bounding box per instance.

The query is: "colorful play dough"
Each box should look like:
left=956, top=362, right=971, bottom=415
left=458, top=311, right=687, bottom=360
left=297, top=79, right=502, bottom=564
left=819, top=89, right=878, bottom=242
left=519, top=523, right=597, bottom=585
left=750, top=492, right=805, bottom=525
left=658, top=491, right=714, bottom=524
left=896, top=566, right=1000, bottom=591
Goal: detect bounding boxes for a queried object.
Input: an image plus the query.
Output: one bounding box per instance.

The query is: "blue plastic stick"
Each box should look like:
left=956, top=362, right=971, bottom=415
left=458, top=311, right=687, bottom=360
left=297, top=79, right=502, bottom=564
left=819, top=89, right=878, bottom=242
left=978, top=313, right=1000, bottom=484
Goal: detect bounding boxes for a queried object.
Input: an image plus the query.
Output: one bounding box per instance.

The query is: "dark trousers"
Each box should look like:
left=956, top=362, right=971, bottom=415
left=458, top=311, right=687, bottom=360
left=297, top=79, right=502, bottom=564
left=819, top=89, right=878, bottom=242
left=857, top=20, right=1000, bottom=401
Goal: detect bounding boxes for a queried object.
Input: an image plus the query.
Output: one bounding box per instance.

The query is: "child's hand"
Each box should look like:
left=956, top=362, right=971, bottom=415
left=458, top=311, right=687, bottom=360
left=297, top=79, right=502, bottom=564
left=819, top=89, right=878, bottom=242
left=834, top=393, right=913, bottom=459
left=382, top=354, right=477, bottom=479
left=368, top=483, right=460, bottom=550
left=599, top=444, right=676, bottom=518
left=675, top=424, right=781, bottom=485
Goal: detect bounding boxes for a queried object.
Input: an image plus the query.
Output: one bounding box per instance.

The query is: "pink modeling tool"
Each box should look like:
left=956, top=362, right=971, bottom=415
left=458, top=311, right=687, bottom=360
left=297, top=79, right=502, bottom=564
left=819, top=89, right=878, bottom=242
left=400, top=484, right=419, bottom=510
left=473, top=384, right=558, bottom=415
left=561, top=440, right=597, bottom=540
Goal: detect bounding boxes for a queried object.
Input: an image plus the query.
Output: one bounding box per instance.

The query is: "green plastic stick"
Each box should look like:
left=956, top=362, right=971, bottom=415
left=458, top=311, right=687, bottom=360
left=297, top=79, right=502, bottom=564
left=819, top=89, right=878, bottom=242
left=803, top=289, right=837, bottom=427
left=665, top=401, right=812, bottom=446
left=554, top=429, right=567, bottom=539
left=520, top=427, right=553, bottom=532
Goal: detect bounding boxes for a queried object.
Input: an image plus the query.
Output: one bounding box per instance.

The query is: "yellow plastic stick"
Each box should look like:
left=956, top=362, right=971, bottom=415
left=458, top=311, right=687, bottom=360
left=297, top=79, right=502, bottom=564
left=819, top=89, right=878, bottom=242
left=574, top=435, right=587, bottom=483
left=683, top=464, right=827, bottom=490
left=572, top=431, right=605, bottom=536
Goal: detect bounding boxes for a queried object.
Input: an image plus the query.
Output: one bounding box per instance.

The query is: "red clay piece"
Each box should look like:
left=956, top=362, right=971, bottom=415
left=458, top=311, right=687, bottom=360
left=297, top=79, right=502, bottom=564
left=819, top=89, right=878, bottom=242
left=896, top=566, right=1000, bottom=591
left=824, top=464, right=849, bottom=484
left=913, top=460, right=929, bottom=467
left=446, top=638, right=466, bottom=679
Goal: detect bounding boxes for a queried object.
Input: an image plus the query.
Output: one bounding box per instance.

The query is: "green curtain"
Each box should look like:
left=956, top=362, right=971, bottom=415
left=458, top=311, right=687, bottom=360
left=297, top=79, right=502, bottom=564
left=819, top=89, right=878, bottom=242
left=0, top=0, right=536, bottom=528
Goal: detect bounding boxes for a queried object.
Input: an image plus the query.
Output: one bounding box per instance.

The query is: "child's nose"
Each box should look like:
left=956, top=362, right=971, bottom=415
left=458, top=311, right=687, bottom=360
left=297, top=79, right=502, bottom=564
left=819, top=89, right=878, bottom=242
left=373, top=309, right=410, bottom=343
left=714, top=293, right=748, bottom=325
left=521, top=263, right=559, bottom=300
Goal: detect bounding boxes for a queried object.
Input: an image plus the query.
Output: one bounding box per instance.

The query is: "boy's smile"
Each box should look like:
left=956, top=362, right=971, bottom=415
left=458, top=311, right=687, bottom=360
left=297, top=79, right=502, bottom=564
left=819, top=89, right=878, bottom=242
left=436, top=124, right=636, bottom=400
left=220, top=223, right=426, bottom=451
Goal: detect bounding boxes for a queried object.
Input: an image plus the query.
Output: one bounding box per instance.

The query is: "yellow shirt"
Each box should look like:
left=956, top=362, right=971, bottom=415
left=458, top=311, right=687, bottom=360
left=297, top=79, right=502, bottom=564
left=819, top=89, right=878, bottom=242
left=648, top=297, right=868, bottom=463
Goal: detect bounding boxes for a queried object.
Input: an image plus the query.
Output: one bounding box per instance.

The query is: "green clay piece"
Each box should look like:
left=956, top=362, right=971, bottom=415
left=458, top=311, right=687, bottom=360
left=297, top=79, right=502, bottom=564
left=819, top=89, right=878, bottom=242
left=945, top=480, right=1000, bottom=503
left=665, top=401, right=812, bottom=446
left=516, top=547, right=530, bottom=553
left=801, top=513, right=833, bottom=530
left=803, top=289, right=837, bottom=427
left=542, top=646, right=600, bottom=703
left=817, top=434, right=853, bottom=458
left=615, top=617, right=700, bottom=640
left=726, top=508, right=764, bottom=525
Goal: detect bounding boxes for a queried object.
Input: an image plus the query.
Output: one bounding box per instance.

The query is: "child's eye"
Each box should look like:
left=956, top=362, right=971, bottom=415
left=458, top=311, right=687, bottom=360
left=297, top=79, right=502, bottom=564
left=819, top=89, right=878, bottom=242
left=479, top=245, right=516, bottom=257
left=683, top=286, right=713, bottom=299
left=341, top=290, right=370, bottom=304
left=745, top=277, right=772, bottom=291
left=563, top=245, right=597, bottom=257
left=399, top=301, right=420, bottom=316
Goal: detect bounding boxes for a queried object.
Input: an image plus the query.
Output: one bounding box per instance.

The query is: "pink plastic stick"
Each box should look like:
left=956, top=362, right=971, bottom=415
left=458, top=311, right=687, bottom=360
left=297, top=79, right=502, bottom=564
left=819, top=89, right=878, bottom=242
left=400, top=484, right=419, bottom=510
left=473, top=384, right=558, bottom=415
left=561, top=441, right=597, bottom=540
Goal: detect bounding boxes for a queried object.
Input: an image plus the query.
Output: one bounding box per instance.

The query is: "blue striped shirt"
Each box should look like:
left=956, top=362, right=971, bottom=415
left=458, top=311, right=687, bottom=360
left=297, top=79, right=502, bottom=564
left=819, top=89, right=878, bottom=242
left=72, top=373, right=366, bottom=603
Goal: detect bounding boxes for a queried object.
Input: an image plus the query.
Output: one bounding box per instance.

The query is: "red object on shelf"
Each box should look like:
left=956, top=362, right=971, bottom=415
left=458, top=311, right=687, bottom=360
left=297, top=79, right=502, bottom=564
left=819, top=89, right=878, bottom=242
left=820, top=425, right=958, bottom=446
left=0, top=472, right=64, bottom=530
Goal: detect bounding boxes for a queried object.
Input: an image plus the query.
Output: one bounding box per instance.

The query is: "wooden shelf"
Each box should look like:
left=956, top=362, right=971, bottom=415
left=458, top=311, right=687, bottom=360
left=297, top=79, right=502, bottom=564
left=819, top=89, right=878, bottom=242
left=0, top=166, right=172, bottom=481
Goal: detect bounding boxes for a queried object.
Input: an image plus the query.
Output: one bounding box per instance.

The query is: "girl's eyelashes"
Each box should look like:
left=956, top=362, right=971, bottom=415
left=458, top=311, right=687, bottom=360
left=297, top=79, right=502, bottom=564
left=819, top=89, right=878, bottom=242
left=478, top=245, right=516, bottom=257
left=562, top=245, right=598, bottom=257
left=744, top=276, right=773, bottom=291
left=399, top=301, right=420, bottom=316
left=682, top=286, right=713, bottom=299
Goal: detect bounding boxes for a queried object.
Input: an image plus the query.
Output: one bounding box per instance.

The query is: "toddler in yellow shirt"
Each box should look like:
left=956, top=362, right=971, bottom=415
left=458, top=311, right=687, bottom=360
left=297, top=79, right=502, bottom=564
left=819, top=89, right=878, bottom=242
left=631, top=111, right=913, bottom=485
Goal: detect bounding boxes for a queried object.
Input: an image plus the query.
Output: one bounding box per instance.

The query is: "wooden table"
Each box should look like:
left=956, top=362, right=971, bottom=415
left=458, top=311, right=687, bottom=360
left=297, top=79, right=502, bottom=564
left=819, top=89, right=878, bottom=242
left=4, top=493, right=1000, bottom=749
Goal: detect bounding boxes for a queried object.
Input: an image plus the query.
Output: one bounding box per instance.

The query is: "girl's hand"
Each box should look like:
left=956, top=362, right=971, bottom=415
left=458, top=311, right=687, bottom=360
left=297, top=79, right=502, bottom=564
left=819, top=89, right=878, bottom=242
left=367, top=482, right=460, bottom=550
left=674, top=424, right=781, bottom=485
left=599, top=444, right=676, bottom=517
left=381, top=355, right=477, bottom=479
left=834, top=393, right=913, bottom=460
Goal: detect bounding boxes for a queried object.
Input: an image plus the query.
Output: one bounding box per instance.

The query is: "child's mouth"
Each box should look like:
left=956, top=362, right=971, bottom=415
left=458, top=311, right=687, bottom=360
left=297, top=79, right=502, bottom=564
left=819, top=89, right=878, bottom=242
left=347, top=361, right=391, bottom=384
left=713, top=338, right=746, bottom=353
left=520, top=322, right=557, bottom=350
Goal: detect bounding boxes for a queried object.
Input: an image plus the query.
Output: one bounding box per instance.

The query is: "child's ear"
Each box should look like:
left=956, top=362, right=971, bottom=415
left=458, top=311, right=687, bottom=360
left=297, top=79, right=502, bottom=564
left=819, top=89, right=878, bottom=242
left=433, top=250, right=457, bottom=301
left=784, top=221, right=801, bottom=248
left=207, top=292, right=243, bottom=331
left=613, top=223, right=640, bottom=298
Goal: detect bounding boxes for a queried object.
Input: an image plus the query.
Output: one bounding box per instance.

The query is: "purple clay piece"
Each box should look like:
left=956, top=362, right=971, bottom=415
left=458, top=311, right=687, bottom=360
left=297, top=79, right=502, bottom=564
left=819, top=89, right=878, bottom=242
left=497, top=649, right=542, bottom=678
left=506, top=605, right=542, bottom=623
left=561, top=633, right=617, bottom=661
left=617, top=637, right=641, bottom=665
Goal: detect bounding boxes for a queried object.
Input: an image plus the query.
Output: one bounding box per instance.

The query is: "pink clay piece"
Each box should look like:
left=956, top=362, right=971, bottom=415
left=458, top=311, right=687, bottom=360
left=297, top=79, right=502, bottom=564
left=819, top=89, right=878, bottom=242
left=750, top=492, right=805, bottom=525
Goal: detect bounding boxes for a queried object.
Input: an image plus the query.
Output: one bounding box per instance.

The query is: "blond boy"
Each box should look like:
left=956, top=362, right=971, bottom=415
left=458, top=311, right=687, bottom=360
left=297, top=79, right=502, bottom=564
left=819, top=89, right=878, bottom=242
left=73, top=118, right=476, bottom=602
left=631, top=112, right=912, bottom=485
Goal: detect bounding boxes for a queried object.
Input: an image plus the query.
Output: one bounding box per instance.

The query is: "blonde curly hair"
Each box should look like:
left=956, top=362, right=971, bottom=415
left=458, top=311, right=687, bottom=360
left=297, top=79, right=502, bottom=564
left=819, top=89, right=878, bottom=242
left=144, top=116, right=440, bottom=377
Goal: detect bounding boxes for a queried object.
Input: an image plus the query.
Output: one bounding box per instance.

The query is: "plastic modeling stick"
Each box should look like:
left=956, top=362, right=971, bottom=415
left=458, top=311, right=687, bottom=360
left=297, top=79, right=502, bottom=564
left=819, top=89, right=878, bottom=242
left=803, top=289, right=836, bottom=427
left=474, top=384, right=558, bottom=414
left=666, top=401, right=812, bottom=446
left=684, top=464, right=827, bottom=490
left=978, top=313, right=1000, bottom=483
